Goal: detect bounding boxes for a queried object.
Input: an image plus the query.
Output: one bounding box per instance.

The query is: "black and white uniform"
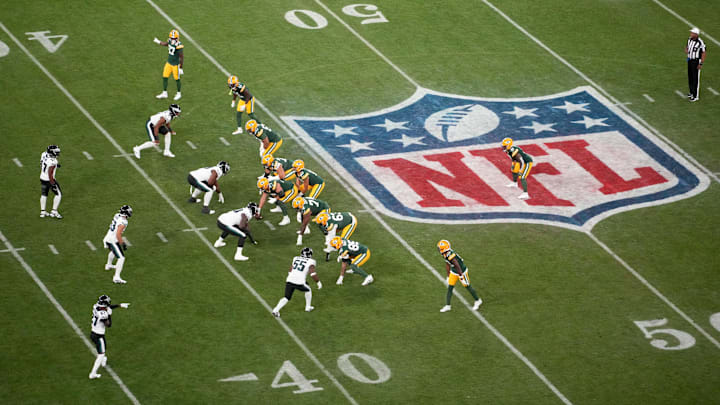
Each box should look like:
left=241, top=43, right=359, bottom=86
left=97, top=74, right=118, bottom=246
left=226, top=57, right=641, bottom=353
left=145, top=110, right=174, bottom=141
left=188, top=166, right=224, bottom=192
left=687, top=36, right=706, bottom=99
left=39, top=151, right=60, bottom=196
left=284, top=255, right=316, bottom=300
left=90, top=304, right=111, bottom=354
left=217, top=208, right=253, bottom=246
left=102, top=214, right=128, bottom=258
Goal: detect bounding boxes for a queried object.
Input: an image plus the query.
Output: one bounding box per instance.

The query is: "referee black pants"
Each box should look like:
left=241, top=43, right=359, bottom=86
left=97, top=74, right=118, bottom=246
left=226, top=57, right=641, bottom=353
left=688, top=59, right=701, bottom=98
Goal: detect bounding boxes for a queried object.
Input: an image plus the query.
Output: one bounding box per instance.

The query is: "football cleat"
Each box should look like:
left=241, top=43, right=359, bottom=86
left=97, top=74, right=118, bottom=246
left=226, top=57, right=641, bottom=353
left=156, top=91, right=168, bottom=99
left=437, top=239, right=451, bottom=253
left=501, top=137, right=513, bottom=151
left=133, top=146, right=141, bottom=159
left=213, top=238, right=226, bottom=248
left=232, top=127, right=243, bottom=135
left=119, top=205, right=133, bottom=217
left=292, top=159, right=305, bottom=172
left=201, top=206, right=215, bottom=215
left=301, top=247, right=313, bottom=258
left=227, top=75, right=239, bottom=88
left=245, top=119, right=258, bottom=134
left=188, top=197, right=200, bottom=203
left=89, top=373, right=102, bottom=379
left=40, top=211, right=48, bottom=218
left=169, top=29, right=180, bottom=39
left=49, top=211, right=63, bottom=219
left=504, top=182, right=516, bottom=188
left=168, top=104, right=181, bottom=117
left=217, top=161, right=230, bottom=174
left=234, top=252, right=249, bottom=261
left=163, top=150, right=175, bottom=158
left=270, top=206, right=282, bottom=213
left=46, top=145, right=61, bottom=157
left=271, top=311, right=280, bottom=318
left=256, top=177, right=269, bottom=191
left=104, top=264, right=115, bottom=271
left=113, top=278, right=127, bottom=284
left=261, top=154, right=274, bottom=167
left=314, top=212, right=330, bottom=226
left=292, top=196, right=305, bottom=210
left=305, top=306, right=315, bottom=313
left=278, top=216, right=291, bottom=226
left=518, top=192, right=530, bottom=200
left=473, top=298, right=483, bottom=310
left=329, top=236, right=344, bottom=250
left=173, top=92, right=182, bottom=101
left=361, top=275, right=374, bottom=286
left=440, top=305, right=452, bottom=313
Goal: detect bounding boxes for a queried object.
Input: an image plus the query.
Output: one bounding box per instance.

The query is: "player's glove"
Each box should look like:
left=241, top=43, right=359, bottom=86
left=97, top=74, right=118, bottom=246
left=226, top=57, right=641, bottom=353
left=153, top=37, right=161, bottom=44
left=316, top=281, right=323, bottom=290
left=336, top=275, right=344, bottom=285
left=231, top=100, right=236, bottom=108
left=218, top=193, right=225, bottom=204
left=337, top=255, right=343, bottom=263
left=179, top=67, right=184, bottom=75
left=120, top=303, right=130, bottom=309
left=121, top=242, right=128, bottom=251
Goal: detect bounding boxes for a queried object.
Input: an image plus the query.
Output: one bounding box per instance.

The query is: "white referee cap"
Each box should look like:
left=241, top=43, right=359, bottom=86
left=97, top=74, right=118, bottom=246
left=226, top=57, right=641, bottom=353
left=690, top=27, right=700, bottom=34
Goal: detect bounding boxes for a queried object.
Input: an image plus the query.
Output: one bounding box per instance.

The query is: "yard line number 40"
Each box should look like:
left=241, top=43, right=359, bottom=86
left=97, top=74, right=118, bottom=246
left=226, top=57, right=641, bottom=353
left=285, top=4, right=388, bottom=30
left=635, top=312, right=720, bottom=351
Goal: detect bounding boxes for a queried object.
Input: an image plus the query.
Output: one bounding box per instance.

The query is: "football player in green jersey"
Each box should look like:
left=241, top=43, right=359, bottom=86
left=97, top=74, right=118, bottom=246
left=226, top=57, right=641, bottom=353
left=315, top=212, right=357, bottom=260
left=502, top=137, right=533, bottom=200
left=330, top=237, right=374, bottom=286
left=257, top=177, right=299, bottom=226
left=261, top=154, right=297, bottom=182
left=154, top=29, right=184, bottom=101
left=292, top=160, right=325, bottom=199
left=437, top=240, right=482, bottom=312
left=228, top=75, right=257, bottom=135
left=292, top=196, right=331, bottom=246
left=246, top=119, right=283, bottom=159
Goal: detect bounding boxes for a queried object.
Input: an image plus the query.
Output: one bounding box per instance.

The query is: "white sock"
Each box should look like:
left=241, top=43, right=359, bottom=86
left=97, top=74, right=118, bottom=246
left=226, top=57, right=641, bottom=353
left=164, top=133, right=172, bottom=153
left=90, top=354, right=105, bottom=376
left=236, top=247, right=244, bottom=256
left=191, top=188, right=201, bottom=198
left=203, top=191, right=213, bottom=206
left=101, top=355, right=108, bottom=367
left=40, top=195, right=47, bottom=211
left=304, top=290, right=312, bottom=309
left=137, top=141, right=155, bottom=151
left=113, top=257, right=125, bottom=279
left=106, top=251, right=115, bottom=267
left=273, top=297, right=289, bottom=313
left=52, top=194, right=61, bottom=210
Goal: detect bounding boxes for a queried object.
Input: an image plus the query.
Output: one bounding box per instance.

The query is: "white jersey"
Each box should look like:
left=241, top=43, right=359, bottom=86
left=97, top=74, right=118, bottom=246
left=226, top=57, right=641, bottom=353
left=91, top=304, right=112, bottom=335
left=287, top=256, right=316, bottom=285
left=39, top=152, right=58, bottom=181
left=190, top=166, right=223, bottom=183
left=149, top=110, right=174, bottom=126
left=103, top=214, right=129, bottom=243
left=218, top=208, right=251, bottom=227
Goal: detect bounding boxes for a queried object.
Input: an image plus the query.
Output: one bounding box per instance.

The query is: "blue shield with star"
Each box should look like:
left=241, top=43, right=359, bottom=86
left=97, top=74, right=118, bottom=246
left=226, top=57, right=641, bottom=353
left=282, top=87, right=708, bottom=230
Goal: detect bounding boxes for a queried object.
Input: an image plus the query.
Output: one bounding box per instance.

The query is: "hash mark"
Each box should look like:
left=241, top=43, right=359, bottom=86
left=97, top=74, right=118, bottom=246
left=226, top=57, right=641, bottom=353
left=113, top=153, right=134, bottom=158
left=708, top=87, right=719, bottom=96
left=674, top=90, right=686, bottom=98
left=643, top=94, right=655, bottom=102
left=85, top=240, right=97, bottom=251
left=156, top=232, right=168, bottom=243
left=82, top=151, right=94, bottom=160
left=186, top=140, right=197, bottom=150
left=12, top=158, right=23, bottom=167
left=48, top=244, right=59, bottom=255
left=219, top=137, right=230, bottom=146
left=182, top=227, right=208, bottom=232
left=263, top=221, right=276, bottom=231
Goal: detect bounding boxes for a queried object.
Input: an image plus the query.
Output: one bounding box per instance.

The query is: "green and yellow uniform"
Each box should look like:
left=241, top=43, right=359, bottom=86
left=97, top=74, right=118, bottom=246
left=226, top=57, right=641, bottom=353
left=322, top=212, right=357, bottom=239
left=265, top=157, right=296, bottom=181
left=253, top=122, right=283, bottom=157
left=162, top=39, right=183, bottom=92
left=442, top=249, right=470, bottom=287
left=338, top=239, right=371, bottom=269
left=296, top=168, right=325, bottom=198
left=269, top=179, right=299, bottom=204
left=232, top=82, right=255, bottom=115
left=300, top=197, right=330, bottom=218
left=506, top=145, right=533, bottom=192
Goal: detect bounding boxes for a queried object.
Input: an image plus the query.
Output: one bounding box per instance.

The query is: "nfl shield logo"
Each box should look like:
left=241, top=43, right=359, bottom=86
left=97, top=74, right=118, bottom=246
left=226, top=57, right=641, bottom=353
left=283, top=87, right=709, bottom=230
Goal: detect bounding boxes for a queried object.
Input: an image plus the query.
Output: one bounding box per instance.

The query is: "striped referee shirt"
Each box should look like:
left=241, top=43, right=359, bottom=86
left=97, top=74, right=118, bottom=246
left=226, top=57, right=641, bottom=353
left=687, top=37, right=706, bottom=60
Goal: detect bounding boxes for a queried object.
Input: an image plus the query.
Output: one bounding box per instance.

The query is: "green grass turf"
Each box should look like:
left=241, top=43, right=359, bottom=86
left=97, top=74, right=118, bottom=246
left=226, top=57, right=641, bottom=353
left=1, top=0, right=719, bottom=403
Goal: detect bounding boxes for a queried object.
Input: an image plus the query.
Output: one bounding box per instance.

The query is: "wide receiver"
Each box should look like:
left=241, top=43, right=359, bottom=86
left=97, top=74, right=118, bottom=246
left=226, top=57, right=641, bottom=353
left=437, top=240, right=482, bottom=312
left=271, top=247, right=322, bottom=317
left=501, top=137, right=533, bottom=200
left=330, top=237, right=374, bottom=286
left=39, top=145, right=63, bottom=219
left=153, top=29, right=184, bottom=101
left=187, top=161, right=230, bottom=214
left=89, top=295, right=130, bottom=380
left=102, top=205, right=133, bottom=284
left=228, top=75, right=256, bottom=135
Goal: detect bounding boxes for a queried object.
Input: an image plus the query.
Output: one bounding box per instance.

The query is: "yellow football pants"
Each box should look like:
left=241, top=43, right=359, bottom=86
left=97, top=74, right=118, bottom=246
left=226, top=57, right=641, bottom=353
left=162, top=63, right=180, bottom=80
left=448, top=270, right=470, bottom=287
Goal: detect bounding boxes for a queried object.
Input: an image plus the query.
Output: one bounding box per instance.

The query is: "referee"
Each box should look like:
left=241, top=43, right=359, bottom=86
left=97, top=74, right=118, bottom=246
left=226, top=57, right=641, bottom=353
left=685, top=27, right=706, bottom=102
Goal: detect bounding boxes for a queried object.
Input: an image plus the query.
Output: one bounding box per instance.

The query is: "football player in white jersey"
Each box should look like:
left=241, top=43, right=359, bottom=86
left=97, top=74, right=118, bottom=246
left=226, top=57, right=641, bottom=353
left=102, top=205, right=133, bottom=284
left=39, top=145, right=62, bottom=218
left=89, top=295, right=130, bottom=380
left=187, top=161, right=230, bottom=214
left=214, top=202, right=259, bottom=261
left=133, top=104, right=181, bottom=159
left=272, top=248, right=322, bottom=317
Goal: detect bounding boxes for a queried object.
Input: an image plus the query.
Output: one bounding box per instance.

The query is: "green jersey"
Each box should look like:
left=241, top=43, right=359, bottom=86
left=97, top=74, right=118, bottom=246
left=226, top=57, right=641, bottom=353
left=254, top=122, right=281, bottom=143
left=269, top=179, right=295, bottom=198
left=506, top=146, right=533, bottom=164
left=301, top=197, right=330, bottom=216
left=167, top=39, right=184, bottom=66
left=323, top=212, right=354, bottom=232
left=442, top=249, right=467, bottom=275
left=297, top=168, right=324, bottom=185
left=338, top=239, right=368, bottom=260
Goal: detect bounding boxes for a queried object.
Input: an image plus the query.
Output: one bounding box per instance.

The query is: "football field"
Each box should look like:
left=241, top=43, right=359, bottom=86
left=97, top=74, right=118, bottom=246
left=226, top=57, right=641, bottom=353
left=1, top=1, right=719, bottom=404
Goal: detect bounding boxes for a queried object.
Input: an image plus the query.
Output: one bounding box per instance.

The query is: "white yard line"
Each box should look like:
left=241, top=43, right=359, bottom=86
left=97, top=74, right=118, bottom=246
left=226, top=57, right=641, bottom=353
left=182, top=227, right=208, bottom=232
left=675, top=89, right=686, bottom=98
left=643, top=94, right=655, bottom=102
left=113, top=153, right=134, bottom=158
left=85, top=240, right=97, bottom=251
left=4, top=17, right=357, bottom=405
left=0, top=230, right=140, bottom=405
left=48, top=244, right=59, bottom=255
left=652, top=0, right=720, bottom=48
left=708, top=87, right=719, bottom=96
left=219, top=137, right=230, bottom=146
left=82, top=151, right=94, bottom=160
left=0, top=247, right=25, bottom=253
left=12, top=158, right=23, bottom=167
left=155, top=232, right=168, bottom=243
left=186, top=140, right=197, bottom=150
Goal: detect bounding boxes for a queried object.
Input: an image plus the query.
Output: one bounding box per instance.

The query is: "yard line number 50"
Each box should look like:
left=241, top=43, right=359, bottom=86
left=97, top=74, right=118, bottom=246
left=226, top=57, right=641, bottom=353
left=634, top=312, right=720, bottom=351
left=285, top=4, right=388, bottom=30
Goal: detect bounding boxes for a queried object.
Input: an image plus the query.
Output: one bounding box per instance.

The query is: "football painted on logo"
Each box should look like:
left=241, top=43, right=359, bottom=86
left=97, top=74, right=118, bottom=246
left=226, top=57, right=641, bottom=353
left=283, top=87, right=708, bottom=231
left=424, top=104, right=499, bottom=142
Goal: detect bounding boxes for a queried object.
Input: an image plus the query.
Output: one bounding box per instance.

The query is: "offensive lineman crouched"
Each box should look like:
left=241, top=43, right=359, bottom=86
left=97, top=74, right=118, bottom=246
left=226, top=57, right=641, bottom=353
left=89, top=295, right=130, bottom=380
left=214, top=203, right=259, bottom=261
left=272, top=247, right=322, bottom=317
left=330, top=237, right=374, bottom=286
